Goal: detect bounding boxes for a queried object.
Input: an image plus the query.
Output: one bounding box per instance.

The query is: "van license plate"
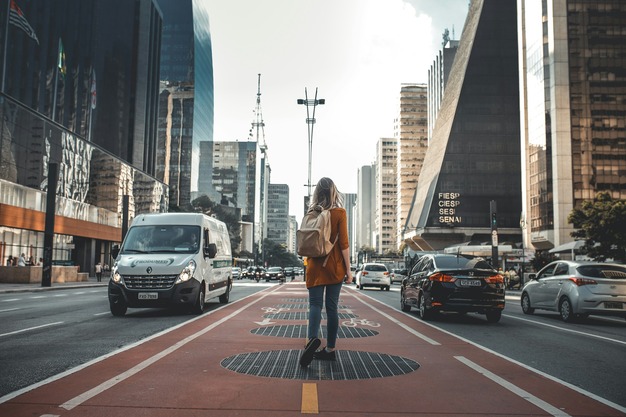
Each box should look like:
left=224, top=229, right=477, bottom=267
left=138, top=292, right=158, bottom=300
left=605, top=302, right=623, bottom=309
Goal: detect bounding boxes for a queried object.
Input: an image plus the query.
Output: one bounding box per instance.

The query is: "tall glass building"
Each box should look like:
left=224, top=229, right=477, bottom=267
left=404, top=0, right=522, bottom=251
left=0, top=0, right=166, bottom=274
left=518, top=0, right=626, bottom=251
left=156, top=0, right=214, bottom=205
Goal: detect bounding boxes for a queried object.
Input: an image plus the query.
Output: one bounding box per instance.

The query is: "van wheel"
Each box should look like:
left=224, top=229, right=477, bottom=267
left=219, top=280, right=231, bottom=304
left=110, top=300, right=127, bottom=317
left=192, top=285, right=206, bottom=314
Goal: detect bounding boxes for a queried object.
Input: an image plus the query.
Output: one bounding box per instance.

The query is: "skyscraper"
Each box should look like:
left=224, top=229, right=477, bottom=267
left=518, top=0, right=626, bottom=251
left=266, top=183, right=289, bottom=247
left=376, top=137, right=398, bottom=254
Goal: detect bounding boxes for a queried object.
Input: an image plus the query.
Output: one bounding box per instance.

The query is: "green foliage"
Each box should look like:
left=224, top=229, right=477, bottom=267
left=262, top=239, right=301, bottom=267
left=531, top=250, right=555, bottom=272
left=568, top=191, right=626, bottom=262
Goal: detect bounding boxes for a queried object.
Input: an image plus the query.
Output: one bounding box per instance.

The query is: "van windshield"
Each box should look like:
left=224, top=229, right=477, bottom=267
left=122, top=225, right=201, bottom=254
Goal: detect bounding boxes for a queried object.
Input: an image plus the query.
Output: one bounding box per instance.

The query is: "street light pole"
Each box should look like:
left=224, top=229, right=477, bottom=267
left=297, top=88, right=325, bottom=201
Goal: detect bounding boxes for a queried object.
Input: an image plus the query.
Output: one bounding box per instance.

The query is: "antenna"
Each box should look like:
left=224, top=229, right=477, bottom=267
left=251, top=74, right=267, bottom=153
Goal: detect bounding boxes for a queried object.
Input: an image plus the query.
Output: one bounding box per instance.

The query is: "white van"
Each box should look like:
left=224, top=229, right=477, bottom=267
left=108, top=213, right=232, bottom=316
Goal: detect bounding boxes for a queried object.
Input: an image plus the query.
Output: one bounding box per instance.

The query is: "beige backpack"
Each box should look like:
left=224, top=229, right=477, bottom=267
left=297, top=205, right=338, bottom=265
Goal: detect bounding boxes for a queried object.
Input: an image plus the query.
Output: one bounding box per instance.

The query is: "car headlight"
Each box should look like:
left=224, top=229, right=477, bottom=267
left=176, top=260, right=196, bottom=283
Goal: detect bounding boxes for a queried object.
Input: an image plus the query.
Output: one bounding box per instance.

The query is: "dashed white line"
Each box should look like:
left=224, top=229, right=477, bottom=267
left=0, top=322, right=64, bottom=338
left=93, top=312, right=110, bottom=316
left=1, top=298, right=20, bottom=302
left=456, top=356, right=572, bottom=417
left=0, top=308, right=20, bottom=313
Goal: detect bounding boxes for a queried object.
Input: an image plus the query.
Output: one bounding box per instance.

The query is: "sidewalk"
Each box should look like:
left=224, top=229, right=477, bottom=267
left=0, top=276, right=108, bottom=293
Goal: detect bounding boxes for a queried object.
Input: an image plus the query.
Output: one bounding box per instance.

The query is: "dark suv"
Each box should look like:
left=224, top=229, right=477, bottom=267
left=264, top=266, right=284, bottom=282
left=400, top=254, right=505, bottom=323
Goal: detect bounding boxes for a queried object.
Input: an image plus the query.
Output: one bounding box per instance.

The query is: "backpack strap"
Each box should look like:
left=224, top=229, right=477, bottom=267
left=322, top=232, right=340, bottom=267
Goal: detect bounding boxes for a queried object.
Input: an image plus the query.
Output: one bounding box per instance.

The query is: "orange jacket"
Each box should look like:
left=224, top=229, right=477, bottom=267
left=305, top=207, right=349, bottom=288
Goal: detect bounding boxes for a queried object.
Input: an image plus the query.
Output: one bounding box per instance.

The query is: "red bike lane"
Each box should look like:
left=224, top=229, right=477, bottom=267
left=1, top=282, right=623, bottom=417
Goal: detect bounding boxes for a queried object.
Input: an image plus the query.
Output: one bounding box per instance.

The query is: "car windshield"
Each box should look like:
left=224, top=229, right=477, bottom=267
left=577, top=264, right=626, bottom=279
left=365, top=264, right=387, bottom=272
left=122, top=225, right=200, bottom=254
left=435, top=255, right=493, bottom=270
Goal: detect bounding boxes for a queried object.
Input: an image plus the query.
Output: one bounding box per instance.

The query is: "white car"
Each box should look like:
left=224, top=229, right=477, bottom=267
left=521, top=260, right=626, bottom=322
left=356, top=263, right=391, bottom=291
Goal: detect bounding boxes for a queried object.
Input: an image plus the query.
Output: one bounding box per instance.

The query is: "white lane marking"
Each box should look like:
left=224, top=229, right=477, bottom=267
left=52, top=294, right=68, bottom=297
left=1, top=298, right=20, bottom=302
left=456, top=356, right=572, bottom=417
left=59, top=285, right=281, bottom=411
left=349, top=288, right=626, bottom=415
left=346, top=288, right=440, bottom=345
left=31, top=296, right=46, bottom=299
left=504, top=314, right=626, bottom=346
left=93, top=312, right=110, bottom=316
left=0, top=308, right=20, bottom=313
left=0, top=322, right=64, bottom=338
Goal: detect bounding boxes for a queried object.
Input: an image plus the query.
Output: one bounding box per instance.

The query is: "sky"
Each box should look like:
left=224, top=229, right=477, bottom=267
left=204, top=0, right=470, bottom=218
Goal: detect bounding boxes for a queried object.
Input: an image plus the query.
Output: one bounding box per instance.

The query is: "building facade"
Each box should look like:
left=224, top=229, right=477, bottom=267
left=404, top=0, right=522, bottom=253
left=343, top=192, right=357, bottom=261
left=266, top=183, right=289, bottom=247
left=376, top=138, right=398, bottom=254
left=395, top=84, right=428, bottom=248
left=428, top=40, right=459, bottom=142
left=518, top=0, right=626, bottom=251
left=0, top=0, right=167, bottom=272
left=355, top=164, right=376, bottom=258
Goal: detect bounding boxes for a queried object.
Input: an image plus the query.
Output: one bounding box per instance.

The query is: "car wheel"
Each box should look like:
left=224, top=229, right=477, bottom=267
left=110, top=300, right=127, bottom=317
left=191, top=284, right=206, bottom=315
left=400, top=292, right=412, bottom=312
left=521, top=293, right=534, bottom=314
left=219, top=279, right=231, bottom=304
left=418, top=293, right=433, bottom=320
left=486, top=309, right=502, bottom=323
left=559, top=297, right=575, bottom=322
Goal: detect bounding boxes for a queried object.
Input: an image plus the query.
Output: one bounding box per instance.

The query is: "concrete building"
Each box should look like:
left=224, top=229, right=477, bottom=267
left=395, top=84, right=428, bottom=248
left=376, top=138, right=398, bottom=254
left=287, top=215, right=297, bottom=254
left=428, top=40, right=460, bottom=142
left=404, top=0, right=522, bottom=255
left=517, top=0, right=626, bottom=252
left=355, top=165, right=376, bottom=258
left=343, top=192, right=357, bottom=261
left=266, top=183, right=289, bottom=248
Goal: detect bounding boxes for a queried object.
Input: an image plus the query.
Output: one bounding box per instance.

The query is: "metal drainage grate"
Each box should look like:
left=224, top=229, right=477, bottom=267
left=264, top=312, right=356, bottom=320
left=275, top=304, right=351, bottom=310
left=251, top=324, right=378, bottom=339
left=283, top=298, right=346, bottom=303
left=221, top=350, right=419, bottom=380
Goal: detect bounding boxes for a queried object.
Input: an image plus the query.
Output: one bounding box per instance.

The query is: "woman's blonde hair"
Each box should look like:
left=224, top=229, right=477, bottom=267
left=310, top=177, right=343, bottom=210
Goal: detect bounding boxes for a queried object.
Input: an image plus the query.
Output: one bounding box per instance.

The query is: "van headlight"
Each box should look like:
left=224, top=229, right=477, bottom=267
left=111, top=265, right=123, bottom=284
left=176, top=260, right=196, bottom=283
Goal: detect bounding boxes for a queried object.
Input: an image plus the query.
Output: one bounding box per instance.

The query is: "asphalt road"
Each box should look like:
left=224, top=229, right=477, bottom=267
left=1, top=280, right=625, bottom=409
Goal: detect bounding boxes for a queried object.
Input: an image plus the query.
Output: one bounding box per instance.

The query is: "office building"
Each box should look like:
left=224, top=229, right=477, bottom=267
left=343, top=192, right=357, bottom=261
left=266, top=183, right=289, bottom=247
left=376, top=138, right=398, bottom=254
left=428, top=40, right=460, bottom=142
left=0, top=0, right=166, bottom=272
left=518, top=0, right=626, bottom=251
left=355, top=165, right=376, bottom=260
left=404, top=0, right=522, bottom=252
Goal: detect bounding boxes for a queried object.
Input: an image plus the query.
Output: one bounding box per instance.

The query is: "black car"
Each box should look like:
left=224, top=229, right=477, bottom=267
left=264, top=266, right=284, bottom=282
left=400, top=254, right=505, bottom=323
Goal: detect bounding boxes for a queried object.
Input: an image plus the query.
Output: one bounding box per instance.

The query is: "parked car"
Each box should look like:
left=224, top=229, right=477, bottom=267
left=391, top=268, right=407, bottom=284
left=265, top=266, right=284, bottom=282
left=400, top=254, right=505, bottom=323
left=231, top=267, right=241, bottom=280
left=520, top=260, right=626, bottom=322
left=356, top=263, right=391, bottom=291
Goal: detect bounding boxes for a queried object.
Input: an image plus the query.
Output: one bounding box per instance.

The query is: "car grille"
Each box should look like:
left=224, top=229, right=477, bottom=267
left=123, top=274, right=178, bottom=289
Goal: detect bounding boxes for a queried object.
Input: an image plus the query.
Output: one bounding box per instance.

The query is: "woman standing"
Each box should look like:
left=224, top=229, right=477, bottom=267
left=300, top=177, right=353, bottom=367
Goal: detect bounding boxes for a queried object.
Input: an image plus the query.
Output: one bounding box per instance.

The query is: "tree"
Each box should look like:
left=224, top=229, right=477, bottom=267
left=568, top=191, right=626, bottom=262
left=262, top=239, right=301, bottom=267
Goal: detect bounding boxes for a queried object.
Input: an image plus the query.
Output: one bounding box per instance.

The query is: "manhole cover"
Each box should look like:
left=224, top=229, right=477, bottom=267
left=251, top=324, right=378, bottom=339
left=264, top=312, right=356, bottom=320
left=221, top=350, right=419, bottom=380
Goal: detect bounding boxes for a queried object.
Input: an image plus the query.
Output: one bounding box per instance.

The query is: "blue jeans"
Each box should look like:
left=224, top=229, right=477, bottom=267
left=307, top=282, right=342, bottom=349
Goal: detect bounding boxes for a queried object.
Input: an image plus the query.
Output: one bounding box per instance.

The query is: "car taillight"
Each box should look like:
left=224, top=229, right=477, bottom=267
left=383, top=272, right=389, bottom=275
left=484, top=274, right=504, bottom=284
left=429, top=273, right=456, bottom=282
left=569, top=277, right=597, bottom=286
left=362, top=271, right=368, bottom=276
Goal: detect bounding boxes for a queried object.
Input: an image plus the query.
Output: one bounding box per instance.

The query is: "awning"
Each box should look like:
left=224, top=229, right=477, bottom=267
left=549, top=240, right=585, bottom=254
left=444, top=245, right=513, bottom=256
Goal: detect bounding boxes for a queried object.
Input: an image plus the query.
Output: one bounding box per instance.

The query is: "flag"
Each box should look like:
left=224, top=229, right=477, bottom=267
left=9, top=0, right=39, bottom=45
left=58, top=38, right=66, bottom=79
left=90, top=69, right=96, bottom=110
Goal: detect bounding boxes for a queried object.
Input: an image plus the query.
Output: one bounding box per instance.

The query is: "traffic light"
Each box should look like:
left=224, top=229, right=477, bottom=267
left=491, top=212, right=497, bottom=229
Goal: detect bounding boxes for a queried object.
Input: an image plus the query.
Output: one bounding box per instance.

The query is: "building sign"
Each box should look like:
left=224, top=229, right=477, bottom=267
left=438, top=192, right=461, bottom=224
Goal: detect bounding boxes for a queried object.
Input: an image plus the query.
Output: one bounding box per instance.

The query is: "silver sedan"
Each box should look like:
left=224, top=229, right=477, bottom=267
left=520, top=260, right=626, bottom=322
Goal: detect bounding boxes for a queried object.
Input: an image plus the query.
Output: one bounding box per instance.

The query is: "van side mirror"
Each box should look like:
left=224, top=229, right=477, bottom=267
left=111, top=245, right=120, bottom=259
left=204, top=243, right=218, bottom=259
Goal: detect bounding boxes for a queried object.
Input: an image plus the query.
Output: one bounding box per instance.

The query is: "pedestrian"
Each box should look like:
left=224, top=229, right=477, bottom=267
left=6, top=255, right=13, bottom=266
left=299, top=177, right=353, bottom=367
left=18, top=253, right=26, bottom=266
left=95, top=262, right=103, bottom=282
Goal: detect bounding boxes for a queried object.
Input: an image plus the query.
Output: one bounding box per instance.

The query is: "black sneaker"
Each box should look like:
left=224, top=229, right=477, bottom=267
left=313, top=347, right=336, bottom=361
left=299, top=338, right=321, bottom=367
